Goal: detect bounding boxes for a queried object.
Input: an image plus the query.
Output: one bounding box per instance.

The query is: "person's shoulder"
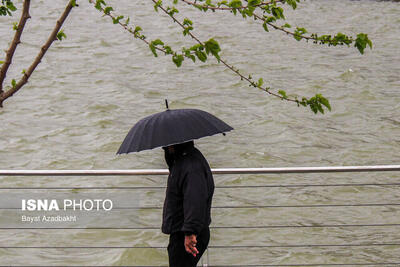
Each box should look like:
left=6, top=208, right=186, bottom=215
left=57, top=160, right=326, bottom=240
left=183, top=148, right=210, bottom=171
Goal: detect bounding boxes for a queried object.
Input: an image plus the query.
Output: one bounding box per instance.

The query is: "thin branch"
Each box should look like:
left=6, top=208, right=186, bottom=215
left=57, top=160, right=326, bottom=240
left=88, top=0, right=198, bottom=65
left=183, top=0, right=353, bottom=47
left=88, top=1, right=149, bottom=45
left=181, top=0, right=285, bottom=11
left=0, top=0, right=76, bottom=107
left=153, top=0, right=297, bottom=103
left=88, top=0, right=172, bottom=56
left=183, top=0, right=303, bottom=38
left=252, top=12, right=314, bottom=40
left=0, top=0, right=31, bottom=95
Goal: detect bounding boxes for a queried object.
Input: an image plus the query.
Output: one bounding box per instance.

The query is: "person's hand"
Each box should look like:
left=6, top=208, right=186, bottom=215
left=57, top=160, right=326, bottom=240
left=184, top=234, right=198, bottom=257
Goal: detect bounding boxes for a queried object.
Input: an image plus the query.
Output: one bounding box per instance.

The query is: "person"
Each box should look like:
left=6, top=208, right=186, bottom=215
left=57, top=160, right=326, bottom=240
left=161, top=141, right=214, bottom=267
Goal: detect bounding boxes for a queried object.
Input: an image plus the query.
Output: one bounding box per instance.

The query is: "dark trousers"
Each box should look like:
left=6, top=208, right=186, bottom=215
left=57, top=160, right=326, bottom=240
left=167, top=227, right=210, bottom=267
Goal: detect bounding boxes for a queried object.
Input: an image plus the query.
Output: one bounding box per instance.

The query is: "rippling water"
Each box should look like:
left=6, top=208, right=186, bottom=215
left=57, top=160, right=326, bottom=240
left=0, top=0, right=399, bottom=265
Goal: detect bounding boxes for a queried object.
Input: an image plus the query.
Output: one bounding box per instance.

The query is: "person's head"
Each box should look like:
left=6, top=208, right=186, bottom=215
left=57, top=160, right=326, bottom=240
left=164, top=145, right=175, bottom=154
left=162, top=141, right=194, bottom=168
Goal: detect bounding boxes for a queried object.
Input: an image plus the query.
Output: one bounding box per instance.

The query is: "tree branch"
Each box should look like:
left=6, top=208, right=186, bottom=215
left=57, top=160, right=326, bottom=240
left=181, top=0, right=284, bottom=11
left=181, top=0, right=316, bottom=42
left=153, top=0, right=297, bottom=103
left=88, top=0, right=156, bottom=50
left=183, top=0, right=363, bottom=49
left=0, top=0, right=75, bottom=107
left=88, top=0, right=198, bottom=65
left=0, top=0, right=31, bottom=95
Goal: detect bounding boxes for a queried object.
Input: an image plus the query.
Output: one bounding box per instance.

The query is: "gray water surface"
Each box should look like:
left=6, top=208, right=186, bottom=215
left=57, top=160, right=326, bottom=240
left=0, top=0, right=399, bottom=265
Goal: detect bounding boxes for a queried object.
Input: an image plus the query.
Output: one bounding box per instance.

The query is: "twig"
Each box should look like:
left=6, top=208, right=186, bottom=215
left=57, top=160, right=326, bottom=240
left=183, top=0, right=351, bottom=46
left=88, top=0, right=198, bottom=64
left=181, top=0, right=284, bottom=11
left=0, top=0, right=31, bottom=95
left=153, top=0, right=297, bottom=103
left=88, top=0, right=173, bottom=56
left=0, top=0, right=76, bottom=107
left=252, top=12, right=313, bottom=40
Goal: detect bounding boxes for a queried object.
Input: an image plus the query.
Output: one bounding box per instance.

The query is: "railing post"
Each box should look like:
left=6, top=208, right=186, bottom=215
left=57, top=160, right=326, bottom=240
left=200, top=248, right=209, bottom=266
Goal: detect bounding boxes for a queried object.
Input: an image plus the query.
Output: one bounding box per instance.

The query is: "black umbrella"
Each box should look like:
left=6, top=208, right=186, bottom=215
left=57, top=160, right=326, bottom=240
left=117, top=101, right=233, bottom=153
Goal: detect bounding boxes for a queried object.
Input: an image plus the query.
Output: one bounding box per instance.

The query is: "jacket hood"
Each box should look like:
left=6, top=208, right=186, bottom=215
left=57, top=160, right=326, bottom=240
left=163, top=141, right=195, bottom=169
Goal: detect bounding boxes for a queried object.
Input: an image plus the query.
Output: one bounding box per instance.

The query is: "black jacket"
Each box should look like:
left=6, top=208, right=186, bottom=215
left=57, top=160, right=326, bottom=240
left=161, top=141, right=214, bottom=236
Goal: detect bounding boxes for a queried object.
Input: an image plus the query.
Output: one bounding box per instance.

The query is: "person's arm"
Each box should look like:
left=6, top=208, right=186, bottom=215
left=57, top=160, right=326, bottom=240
left=181, top=164, right=208, bottom=256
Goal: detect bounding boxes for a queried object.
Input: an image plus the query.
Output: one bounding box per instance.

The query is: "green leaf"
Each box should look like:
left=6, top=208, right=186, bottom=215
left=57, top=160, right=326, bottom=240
left=190, top=44, right=202, bottom=51
left=195, top=51, right=207, bottom=62
left=183, top=18, right=193, bottom=26
left=257, top=78, right=263, bottom=87
left=229, top=0, right=242, bottom=8
left=317, top=103, right=324, bottom=114
left=355, top=33, right=372, bottom=54
left=248, top=0, right=260, bottom=6
left=6, top=1, right=16, bottom=11
left=152, top=39, right=164, bottom=46
left=112, top=15, right=124, bottom=24
left=149, top=44, right=157, bottom=57
left=271, top=7, right=284, bottom=20
left=293, top=34, right=302, bottom=41
left=286, top=0, right=297, bottom=10
left=294, top=27, right=307, bottom=41
left=0, top=60, right=4, bottom=65
left=70, top=0, right=77, bottom=7
left=262, top=22, right=268, bottom=32
left=0, top=0, right=17, bottom=16
left=11, top=79, right=16, bottom=88
left=56, top=30, right=67, bottom=41
left=306, top=94, right=331, bottom=114
left=164, top=45, right=173, bottom=55
left=104, top=6, right=113, bottom=15
left=12, top=21, right=17, bottom=30
left=167, top=6, right=179, bottom=16
left=278, top=90, right=287, bottom=99
left=318, top=95, right=331, bottom=111
left=172, top=54, right=184, bottom=67
left=265, top=16, right=276, bottom=23
left=182, top=19, right=194, bottom=36
left=204, top=38, right=221, bottom=61
left=149, top=39, right=164, bottom=57
left=94, top=0, right=106, bottom=11
left=300, top=98, right=307, bottom=107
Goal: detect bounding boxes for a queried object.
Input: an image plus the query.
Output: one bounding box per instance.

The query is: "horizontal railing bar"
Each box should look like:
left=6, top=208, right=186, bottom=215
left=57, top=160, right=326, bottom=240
left=1, top=165, right=400, bottom=176
left=201, top=264, right=400, bottom=267
left=218, top=243, right=398, bottom=249
left=2, top=183, right=400, bottom=189
left=2, top=243, right=400, bottom=249
left=1, top=223, right=400, bottom=230
left=3, top=264, right=400, bottom=267
left=2, top=203, right=400, bottom=210
left=209, top=203, right=400, bottom=208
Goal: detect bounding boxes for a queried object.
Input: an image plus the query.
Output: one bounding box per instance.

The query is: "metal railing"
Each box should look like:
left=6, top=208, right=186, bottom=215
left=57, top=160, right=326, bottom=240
left=2, top=165, right=400, bottom=176
left=0, top=165, right=400, bottom=266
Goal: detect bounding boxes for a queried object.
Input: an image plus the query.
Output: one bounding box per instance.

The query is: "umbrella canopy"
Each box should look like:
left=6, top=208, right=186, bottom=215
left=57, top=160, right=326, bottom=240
left=117, top=108, right=233, bottom=153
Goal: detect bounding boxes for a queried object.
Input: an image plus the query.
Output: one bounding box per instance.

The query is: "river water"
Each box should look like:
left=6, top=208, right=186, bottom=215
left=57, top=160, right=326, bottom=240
left=0, top=0, right=399, bottom=265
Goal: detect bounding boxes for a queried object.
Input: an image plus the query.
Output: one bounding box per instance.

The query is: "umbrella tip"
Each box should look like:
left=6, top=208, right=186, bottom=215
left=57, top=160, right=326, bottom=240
left=165, top=99, right=169, bottom=110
